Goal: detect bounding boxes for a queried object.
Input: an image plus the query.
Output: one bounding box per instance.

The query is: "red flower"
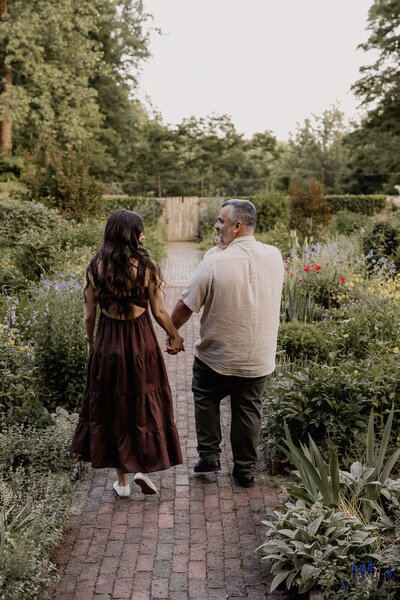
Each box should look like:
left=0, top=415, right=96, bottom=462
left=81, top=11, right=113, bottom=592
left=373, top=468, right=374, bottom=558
left=314, top=265, right=322, bottom=271
left=304, top=265, right=312, bottom=271
left=339, top=277, right=346, bottom=283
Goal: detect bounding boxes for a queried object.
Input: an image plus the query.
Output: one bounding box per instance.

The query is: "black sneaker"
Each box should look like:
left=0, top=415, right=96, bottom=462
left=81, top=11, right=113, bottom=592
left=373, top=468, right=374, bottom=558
left=232, top=469, right=255, bottom=488
left=194, top=459, right=221, bottom=473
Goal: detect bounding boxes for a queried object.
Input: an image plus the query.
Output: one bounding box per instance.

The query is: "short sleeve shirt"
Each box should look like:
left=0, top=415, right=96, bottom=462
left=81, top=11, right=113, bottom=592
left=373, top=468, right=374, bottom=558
left=180, top=236, right=284, bottom=377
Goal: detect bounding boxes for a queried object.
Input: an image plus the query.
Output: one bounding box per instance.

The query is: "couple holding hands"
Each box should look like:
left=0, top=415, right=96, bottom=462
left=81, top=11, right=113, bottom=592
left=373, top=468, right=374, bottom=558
left=70, top=199, right=284, bottom=496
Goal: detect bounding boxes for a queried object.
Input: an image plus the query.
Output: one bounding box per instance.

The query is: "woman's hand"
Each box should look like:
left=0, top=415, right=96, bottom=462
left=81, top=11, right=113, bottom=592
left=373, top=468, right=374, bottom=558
left=166, top=334, right=184, bottom=355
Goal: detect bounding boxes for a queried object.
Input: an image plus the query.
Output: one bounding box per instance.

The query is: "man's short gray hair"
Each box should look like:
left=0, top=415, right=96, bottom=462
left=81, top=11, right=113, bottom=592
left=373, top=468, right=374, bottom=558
left=221, top=199, right=257, bottom=230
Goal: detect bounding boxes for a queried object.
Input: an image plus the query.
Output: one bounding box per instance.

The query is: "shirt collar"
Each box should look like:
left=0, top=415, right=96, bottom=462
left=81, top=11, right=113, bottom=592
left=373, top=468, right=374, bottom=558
left=227, top=235, right=256, bottom=248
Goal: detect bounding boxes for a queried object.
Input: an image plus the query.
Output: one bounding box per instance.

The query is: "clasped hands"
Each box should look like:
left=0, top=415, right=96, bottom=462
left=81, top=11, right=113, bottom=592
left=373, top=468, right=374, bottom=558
left=165, top=334, right=185, bottom=355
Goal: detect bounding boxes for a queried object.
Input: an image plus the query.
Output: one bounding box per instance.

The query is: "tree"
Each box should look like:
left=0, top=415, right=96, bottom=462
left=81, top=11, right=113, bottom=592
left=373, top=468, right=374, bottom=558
left=88, top=0, right=151, bottom=179
left=0, top=0, right=12, bottom=152
left=346, top=0, right=400, bottom=193
left=270, top=106, right=349, bottom=194
left=0, top=0, right=150, bottom=172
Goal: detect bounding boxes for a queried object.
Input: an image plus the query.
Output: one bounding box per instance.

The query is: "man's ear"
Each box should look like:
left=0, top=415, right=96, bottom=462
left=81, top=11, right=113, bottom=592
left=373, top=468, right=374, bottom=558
left=234, top=221, right=242, bottom=232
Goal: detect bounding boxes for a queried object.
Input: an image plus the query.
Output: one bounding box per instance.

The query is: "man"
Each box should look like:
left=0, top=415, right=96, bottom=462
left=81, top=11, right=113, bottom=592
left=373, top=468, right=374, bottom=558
left=168, top=199, right=284, bottom=487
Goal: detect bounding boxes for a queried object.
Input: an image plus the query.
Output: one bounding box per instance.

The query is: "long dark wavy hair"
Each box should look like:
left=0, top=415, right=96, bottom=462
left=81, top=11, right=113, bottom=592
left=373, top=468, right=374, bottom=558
left=86, top=210, right=163, bottom=315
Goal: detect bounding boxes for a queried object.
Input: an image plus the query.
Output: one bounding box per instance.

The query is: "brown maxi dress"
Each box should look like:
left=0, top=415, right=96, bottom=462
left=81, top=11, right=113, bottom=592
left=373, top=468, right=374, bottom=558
left=69, top=261, right=183, bottom=473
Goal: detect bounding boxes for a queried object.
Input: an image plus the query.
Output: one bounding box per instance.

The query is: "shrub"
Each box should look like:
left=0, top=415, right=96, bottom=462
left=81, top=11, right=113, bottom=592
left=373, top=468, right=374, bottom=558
left=263, top=355, right=400, bottom=460
left=0, top=196, right=62, bottom=248
left=0, top=408, right=77, bottom=474
left=362, top=220, right=400, bottom=269
left=0, top=315, right=50, bottom=428
left=22, top=138, right=103, bottom=219
left=325, top=195, right=386, bottom=216
left=251, top=186, right=291, bottom=232
left=255, top=225, right=292, bottom=257
left=0, top=197, right=68, bottom=285
left=98, top=196, right=163, bottom=224
left=324, top=210, right=370, bottom=236
left=26, top=277, right=87, bottom=413
left=0, top=409, right=80, bottom=600
left=278, top=320, right=329, bottom=361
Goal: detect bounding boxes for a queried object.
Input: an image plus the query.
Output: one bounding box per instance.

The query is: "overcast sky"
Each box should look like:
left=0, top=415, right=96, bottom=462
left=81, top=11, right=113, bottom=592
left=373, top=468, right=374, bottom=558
left=139, top=1, right=376, bottom=141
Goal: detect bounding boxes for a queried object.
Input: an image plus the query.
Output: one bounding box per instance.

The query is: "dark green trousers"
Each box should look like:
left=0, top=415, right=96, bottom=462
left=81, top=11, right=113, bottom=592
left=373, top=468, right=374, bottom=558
left=192, top=357, right=268, bottom=477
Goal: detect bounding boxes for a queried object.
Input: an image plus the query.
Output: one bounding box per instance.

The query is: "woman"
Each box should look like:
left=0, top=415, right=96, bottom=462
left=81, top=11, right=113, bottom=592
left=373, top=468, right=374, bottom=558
left=70, top=210, right=183, bottom=497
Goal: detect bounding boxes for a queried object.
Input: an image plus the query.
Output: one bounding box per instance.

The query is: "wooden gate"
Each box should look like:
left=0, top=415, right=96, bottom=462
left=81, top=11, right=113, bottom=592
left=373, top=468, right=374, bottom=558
left=163, top=197, right=200, bottom=241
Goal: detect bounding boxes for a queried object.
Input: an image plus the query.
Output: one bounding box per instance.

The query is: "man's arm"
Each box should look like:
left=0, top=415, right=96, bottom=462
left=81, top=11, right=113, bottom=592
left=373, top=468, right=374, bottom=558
left=166, top=300, right=193, bottom=354
left=171, top=300, right=193, bottom=329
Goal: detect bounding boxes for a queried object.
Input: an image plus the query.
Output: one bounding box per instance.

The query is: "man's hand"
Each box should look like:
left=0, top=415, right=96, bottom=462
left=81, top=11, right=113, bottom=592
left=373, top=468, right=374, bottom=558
left=165, top=334, right=185, bottom=355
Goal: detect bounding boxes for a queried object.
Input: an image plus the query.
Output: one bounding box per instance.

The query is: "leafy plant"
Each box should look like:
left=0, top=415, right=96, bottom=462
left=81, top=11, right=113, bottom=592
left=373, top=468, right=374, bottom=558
left=280, top=407, right=400, bottom=522
left=263, top=356, right=400, bottom=458
left=362, top=220, right=400, bottom=270
left=26, top=278, right=87, bottom=413
left=278, top=320, right=329, bottom=361
left=23, top=138, right=103, bottom=219
left=260, top=500, right=376, bottom=594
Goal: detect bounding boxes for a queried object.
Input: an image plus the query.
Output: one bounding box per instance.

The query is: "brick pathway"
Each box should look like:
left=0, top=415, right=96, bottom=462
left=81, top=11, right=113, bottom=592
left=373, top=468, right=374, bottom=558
left=50, top=242, right=286, bottom=600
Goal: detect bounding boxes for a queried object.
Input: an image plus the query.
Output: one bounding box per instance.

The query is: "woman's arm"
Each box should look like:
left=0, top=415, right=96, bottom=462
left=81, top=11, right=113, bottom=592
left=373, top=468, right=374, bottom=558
left=148, top=277, right=184, bottom=352
left=83, top=270, right=97, bottom=353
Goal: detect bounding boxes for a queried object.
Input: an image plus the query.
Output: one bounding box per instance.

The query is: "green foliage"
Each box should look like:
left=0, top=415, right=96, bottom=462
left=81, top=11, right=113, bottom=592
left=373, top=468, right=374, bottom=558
left=325, top=195, right=386, bottom=216
left=98, top=196, right=163, bottom=224
left=0, top=196, right=69, bottom=286
left=0, top=409, right=79, bottom=600
left=0, top=154, right=23, bottom=182
left=23, top=140, right=103, bottom=219
left=281, top=272, right=314, bottom=323
left=362, top=220, right=400, bottom=268
left=324, top=210, right=370, bottom=236
left=260, top=501, right=375, bottom=594
left=263, top=355, right=400, bottom=459
left=0, top=0, right=105, bottom=148
left=325, top=578, right=398, bottom=600
left=0, top=310, right=49, bottom=428
left=270, top=105, right=349, bottom=193
left=278, top=320, right=329, bottom=361
left=251, top=186, right=290, bottom=232
left=343, top=1, right=400, bottom=194
left=281, top=409, right=400, bottom=521
left=26, top=278, right=87, bottom=413
left=0, top=408, right=78, bottom=474
left=0, top=196, right=62, bottom=247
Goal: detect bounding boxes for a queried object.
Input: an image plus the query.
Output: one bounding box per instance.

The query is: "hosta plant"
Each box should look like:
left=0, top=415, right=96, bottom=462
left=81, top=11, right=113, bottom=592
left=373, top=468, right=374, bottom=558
left=260, top=500, right=376, bottom=594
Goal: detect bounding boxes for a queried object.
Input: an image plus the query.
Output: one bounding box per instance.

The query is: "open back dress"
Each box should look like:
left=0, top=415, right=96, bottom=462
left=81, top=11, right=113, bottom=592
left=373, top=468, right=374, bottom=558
left=69, top=261, right=183, bottom=473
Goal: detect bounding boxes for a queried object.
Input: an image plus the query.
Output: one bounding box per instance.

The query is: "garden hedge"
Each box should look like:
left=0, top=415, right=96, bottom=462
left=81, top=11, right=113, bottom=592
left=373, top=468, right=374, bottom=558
left=324, top=194, right=386, bottom=216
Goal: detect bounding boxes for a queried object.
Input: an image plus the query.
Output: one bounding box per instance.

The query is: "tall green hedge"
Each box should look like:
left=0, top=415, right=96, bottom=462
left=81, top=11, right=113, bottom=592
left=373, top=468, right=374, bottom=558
left=324, top=195, right=386, bottom=216
left=98, top=196, right=163, bottom=224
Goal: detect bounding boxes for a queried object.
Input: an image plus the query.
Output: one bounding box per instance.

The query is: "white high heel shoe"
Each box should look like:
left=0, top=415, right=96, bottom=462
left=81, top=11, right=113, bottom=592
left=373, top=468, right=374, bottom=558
left=133, top=473, right=157, bottom=495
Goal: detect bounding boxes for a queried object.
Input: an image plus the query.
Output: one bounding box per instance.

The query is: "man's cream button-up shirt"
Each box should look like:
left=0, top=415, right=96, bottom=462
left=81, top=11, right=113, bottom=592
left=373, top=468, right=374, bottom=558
left=180, top=236, right=284, bottom=378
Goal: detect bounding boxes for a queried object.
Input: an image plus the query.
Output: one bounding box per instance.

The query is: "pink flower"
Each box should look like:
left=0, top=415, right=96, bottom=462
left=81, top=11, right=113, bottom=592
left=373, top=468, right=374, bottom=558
left=299, top=278, right=303, bottom=282
left=339, top=277, right=346, bottom=283
left=304, top=265, right=312, bottom=272
left=314, top=265, right=322, bottom=271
